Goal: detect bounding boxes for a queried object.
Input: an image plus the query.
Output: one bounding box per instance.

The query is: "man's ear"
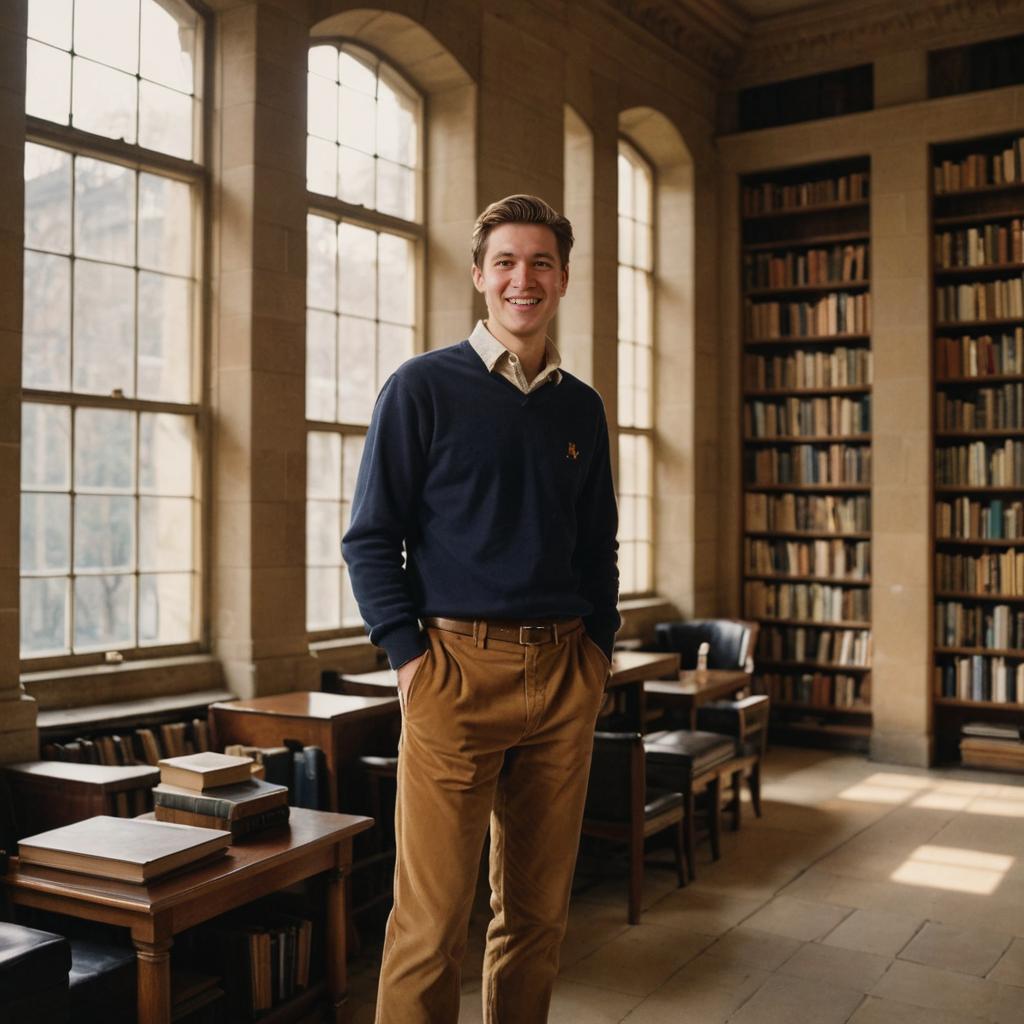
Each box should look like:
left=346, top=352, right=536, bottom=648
left=472, top=263, right=485, bottom=293
left=560, top=262, right=570, bottom=296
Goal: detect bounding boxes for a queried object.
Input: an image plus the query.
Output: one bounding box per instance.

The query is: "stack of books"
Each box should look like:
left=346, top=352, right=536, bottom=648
left=154, top=752, right=290, bottom=838
left=960, top=721, right=1024, bottom=772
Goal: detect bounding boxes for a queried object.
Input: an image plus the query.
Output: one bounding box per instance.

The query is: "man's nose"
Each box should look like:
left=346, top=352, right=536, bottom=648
left=512, top=262, right=533, bottom=289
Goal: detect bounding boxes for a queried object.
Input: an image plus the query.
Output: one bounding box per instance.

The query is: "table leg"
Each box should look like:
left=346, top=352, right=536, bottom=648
left=134, top=937, right=173, bottom=1024
left=326, top=862, right=349, bottom=1023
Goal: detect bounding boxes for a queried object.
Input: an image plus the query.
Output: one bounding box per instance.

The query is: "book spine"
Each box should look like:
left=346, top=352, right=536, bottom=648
left=154, top=788, right=238, bottom=819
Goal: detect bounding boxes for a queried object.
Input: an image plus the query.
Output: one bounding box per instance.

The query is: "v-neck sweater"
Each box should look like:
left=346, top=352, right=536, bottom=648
left=341, top=340, right=620, bottom=669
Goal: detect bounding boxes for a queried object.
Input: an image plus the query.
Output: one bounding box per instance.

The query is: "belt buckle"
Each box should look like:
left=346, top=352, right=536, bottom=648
left=519, top=625, right=550, bottom=645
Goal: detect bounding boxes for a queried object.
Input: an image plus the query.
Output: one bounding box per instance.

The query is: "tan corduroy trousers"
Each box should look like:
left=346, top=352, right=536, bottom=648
left=374, top=620, right=609, bottom=1024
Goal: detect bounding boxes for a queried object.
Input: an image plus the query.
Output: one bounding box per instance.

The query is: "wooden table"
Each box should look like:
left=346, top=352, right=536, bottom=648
left=644, top=669, right=751, bottom=729
left=208, top=692, right=399, bottom=813
left=3, top=807, right=372, bottom=1024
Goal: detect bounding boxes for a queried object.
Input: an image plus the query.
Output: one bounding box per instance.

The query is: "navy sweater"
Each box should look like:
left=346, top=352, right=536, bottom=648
left=341, top=340, right=620, bottom=669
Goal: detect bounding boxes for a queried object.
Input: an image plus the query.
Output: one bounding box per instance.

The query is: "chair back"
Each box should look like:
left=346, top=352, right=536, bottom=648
left=584, top=732, right=643, bottom=825
left=654, top=619, right=757, bottom=671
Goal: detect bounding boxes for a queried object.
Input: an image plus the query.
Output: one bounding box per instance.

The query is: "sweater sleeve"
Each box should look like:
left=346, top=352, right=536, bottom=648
left=575, top=399, right=620, bottom=660
left=341, top=373, right=430, bottom=669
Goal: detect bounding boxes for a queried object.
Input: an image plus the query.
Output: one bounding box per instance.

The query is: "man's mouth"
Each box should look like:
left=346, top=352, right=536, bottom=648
left=506, top=298, right=540, bottom=306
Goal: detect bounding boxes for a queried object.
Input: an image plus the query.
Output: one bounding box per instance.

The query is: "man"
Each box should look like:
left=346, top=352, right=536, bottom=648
left=342, top=194, right=619, bottom=1023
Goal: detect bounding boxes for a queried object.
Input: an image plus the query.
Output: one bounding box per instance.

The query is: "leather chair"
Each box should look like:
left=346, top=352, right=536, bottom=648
left=651, top=619, right=759, bottom=672
left=581, top=732, right=687, bottom=925
left=0, top=921, right=71, bottom=1024
left=643, top=729, right=736, bottom=881
left=697, top=694, right=771, bottom=829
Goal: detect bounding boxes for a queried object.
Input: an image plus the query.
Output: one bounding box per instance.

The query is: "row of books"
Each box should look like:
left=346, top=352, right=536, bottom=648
left=936, top=656, right=1023, bottom=703
left=42, top=717, right=210, bottom=766
left=933, top=139, right=1024, bottom=194
left=744, top=347, right=872, bottom=391
left=934, top=220, right=1024, bottom=270
left=743, top=244, right=869, bottom=289
left=745, top=493, right=871, bottom=533
left=744, top=581, right=870, bottom=623
left=745, top=538, right=870, bottom=579
left=742, top=172, right=869, bottom=214
left=935, top=497, right=1024, bottom=541
left=959, top=722, right=1024, bottom=771
left=935, top=550, right=1024, bottom=596
left=747, top=292, right=871, bottom=340
left=758, top=672, right=869, bottom=709
left=745, top=444, right=871, bottom=486
left=935, top=600, right=1024, bottom=650
left=745, top=396, right=870, bottom=438
left=759, top=625, right=872, bottom=667
left=934, top=439, right=1024, bottom=486
left=935, top=383, right=1024, bottom=431
left=935, top=276, right=1024, bottom=323
left=936, top=330, right=1024, bottom=380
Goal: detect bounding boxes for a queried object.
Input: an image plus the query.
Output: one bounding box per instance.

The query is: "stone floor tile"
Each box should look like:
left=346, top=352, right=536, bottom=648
left=641, top=886, right=764, bottom=935
left=823, top=908, right=924, bottom=957
left=899, top=921, right=1012, bottom=977
left=989, top=936, right=1024, bottom=987
left=703, top=927, right=803, bottom=970
left=726, top=972, right=865, bottom=1024
left=871, top=960, right=998, bottom=1017
left=547, top=980, right=645, bottom=1023
left=558, top=897, right=633, bottom=967
left=742, top=894, right=853, bottom=941
left=560, top=922, right=715, bottom=996
left=848, top=995, right=988, bottom=1024
left=778, top=940, right=892, bottom=992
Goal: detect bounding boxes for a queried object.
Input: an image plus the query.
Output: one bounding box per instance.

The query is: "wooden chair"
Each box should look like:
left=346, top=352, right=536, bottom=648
left=651, top=618, right=759, bottom=673
left=581, top=732, right=687, bottom=925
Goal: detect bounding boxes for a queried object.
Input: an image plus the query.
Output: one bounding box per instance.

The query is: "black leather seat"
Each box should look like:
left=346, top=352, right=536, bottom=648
left=651, top=619, right=758, bottom=671
left=644, top=729, right=736, bottom=880
left=0, top=921, right=71, bottom=1024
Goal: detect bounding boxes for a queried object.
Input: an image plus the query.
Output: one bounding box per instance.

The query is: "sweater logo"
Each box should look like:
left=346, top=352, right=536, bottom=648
left=566, top=442, right=579, bottom=460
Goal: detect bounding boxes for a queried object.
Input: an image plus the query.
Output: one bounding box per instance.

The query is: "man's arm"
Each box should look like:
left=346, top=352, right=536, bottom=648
left=341, top=373, right=430, bottom=670
left=576, top=402, right=620, bottom=660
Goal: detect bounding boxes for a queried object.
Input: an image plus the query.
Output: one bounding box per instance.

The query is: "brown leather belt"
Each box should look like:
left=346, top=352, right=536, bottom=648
left=423, top=616, right=581, bottom=645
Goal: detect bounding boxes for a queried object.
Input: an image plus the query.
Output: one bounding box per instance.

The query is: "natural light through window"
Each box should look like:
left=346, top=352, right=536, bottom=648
left=891, top=845, right=1013, bottom=895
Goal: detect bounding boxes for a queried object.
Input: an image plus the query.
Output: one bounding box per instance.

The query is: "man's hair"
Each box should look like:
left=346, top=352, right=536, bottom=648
left=472, top=194, right=574, bottom=269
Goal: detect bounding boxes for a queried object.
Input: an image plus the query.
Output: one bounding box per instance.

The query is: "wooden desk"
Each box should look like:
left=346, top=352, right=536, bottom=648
left=3, top=808, right=372, bottom=1024
left=327, top=669, right=397, bottom=698
left=208, top=693, right=399, bottom=813
left=645, top=669, right=751, bottom=729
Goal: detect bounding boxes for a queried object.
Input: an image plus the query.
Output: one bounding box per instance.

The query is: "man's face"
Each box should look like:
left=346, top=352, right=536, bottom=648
left=472, top=223, right=569, bottom=342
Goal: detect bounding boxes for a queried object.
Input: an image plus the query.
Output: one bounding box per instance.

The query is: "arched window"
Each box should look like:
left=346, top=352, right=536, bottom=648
left=305, top=42, right=423, bottom=634
left=21, top=0, right=204, bottom=662
left=617, top=139, right=655, bottom=596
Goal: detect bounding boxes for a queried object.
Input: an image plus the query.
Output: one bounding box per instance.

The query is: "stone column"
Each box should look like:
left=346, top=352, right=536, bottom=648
left=211, top=0, right=317, bottom=697
left=0, top=0, right=38, bottom=762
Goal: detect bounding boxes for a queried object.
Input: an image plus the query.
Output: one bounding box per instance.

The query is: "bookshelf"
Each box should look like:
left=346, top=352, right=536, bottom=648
left=740, top=157, right=873, bottom=750
left=931, top=132, right=1024, bottom=766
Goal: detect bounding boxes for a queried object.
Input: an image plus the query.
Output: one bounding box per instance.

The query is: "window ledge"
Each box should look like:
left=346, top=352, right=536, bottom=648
left=617, top=594, right=678, bottom=642
left=309, top=635, right=382, bottom=675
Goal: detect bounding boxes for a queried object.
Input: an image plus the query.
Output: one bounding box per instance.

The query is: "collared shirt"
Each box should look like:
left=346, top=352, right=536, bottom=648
left=468, top=319, right=562, bottom=394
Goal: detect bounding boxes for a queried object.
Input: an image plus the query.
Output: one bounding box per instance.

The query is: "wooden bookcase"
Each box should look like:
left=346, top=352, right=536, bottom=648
left=739, top=157, right=873, bottom=751
left=931, top=132, right=1024, bottom=764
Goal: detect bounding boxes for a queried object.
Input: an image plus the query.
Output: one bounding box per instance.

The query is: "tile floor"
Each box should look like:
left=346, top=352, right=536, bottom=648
left=341, top=747, right=1024, bottom=1023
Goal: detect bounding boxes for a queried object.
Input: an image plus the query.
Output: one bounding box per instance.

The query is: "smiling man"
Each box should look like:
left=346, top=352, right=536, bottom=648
left=342, top=194, right=619, bottom=1023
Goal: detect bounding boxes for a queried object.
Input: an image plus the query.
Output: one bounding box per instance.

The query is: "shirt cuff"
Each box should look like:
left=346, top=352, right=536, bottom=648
left=382, top=623, right=428, bottom=670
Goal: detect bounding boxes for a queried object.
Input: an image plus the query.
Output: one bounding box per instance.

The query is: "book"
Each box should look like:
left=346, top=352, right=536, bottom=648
left=17, top=815, right=230, bottom=883
left=159, top=751, right=254, bottom=791
left=962, top=720, right=1023, bottom=740
left=153, top=777, right=288, bottom=820
left=154, top=803, right=290, bottom=837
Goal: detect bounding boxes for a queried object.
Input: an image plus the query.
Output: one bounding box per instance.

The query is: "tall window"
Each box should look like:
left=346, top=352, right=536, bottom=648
left=21, top=0, right=204, bottom=661
left=305, top=43, right=422, bottom=634
left=617, top=140, right=654, bottom=596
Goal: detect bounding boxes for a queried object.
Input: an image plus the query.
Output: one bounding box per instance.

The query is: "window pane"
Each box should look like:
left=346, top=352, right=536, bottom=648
left=338, top=146, right=374, bottom=208
left=73, top=260, right=135, bottom=396
left=619, top=432, right=636, bottom=494
left=635, top=269, right=652, bottom=347
left=308, top=72, right=337, bottom=142
left=636, top=541, right=652, bottom=591
left=337, top=315, right=374, bottom=424
left=376, top=160, right=414, bottom=221
left=21, top=577, right=68, bottom=655
left=74, top=494, right=134, bottom=570
left=307, top=567, right=340, bottom=630
left=339, top=50, right=375, bottom=94
left=618, top=264, right=634, bottom=344
left=307, top=136, right=337, bottom=197
left=74, top=0, right=139, bottom=73
left=618, top=341, right=634, bottom=427
left=75, top=408, right=134, bottom=491
left=74, top=574, right=133, bottom=650
left=26, top=40, right=70, bottom=125
left=636, top=220, right=652, bottom=272
left=22, top=403, right=70, bottom=489
left=341, top=568, right=360, bottom=627
left=378, top=232, right=413, bottom=326
left=634, top=161, right=651, bottom=222
left=338, top=87, right=375, bottom=154
left=139, top=496, right=192, bottom=571
left=306, top=310, right=337, bottom=421
left=139, top=413, right=192, bottom=495
left=378, top=323, right=413, bottom=387
left=338, top=223, right=376, bottom=318
left=377, top=77, right=417, bottom=166
left=307, top=214, right=337, bottom=310
left=75, top=156, right=135, bottom=265
left=308, top=45, right=337, bottom=79
left=72, top=57, right=137, bottom=144
left=618, top=214, right=633, bottom=266
left=25, top=143, right=71, bottom=254
left=21, top=493, right=70, bottom=572
left=139, top=80, right=193, bottom=160
left=137, top=271, right=192, bottom=402
left=28, top=0, right=73, bottom=49
left=307, top=500, right=341, bottom=565
left=138, top=173, right=192, bottom=276
left=139, top=0, right=196, bottom=93
left=307, top=431, right=341, bottom=501
left=342, top=435, right=364, bottom=501
left=617, top=152, right=632, bottom=214
left=23, top=251, right=70, bottom=390
left=139, top=572, right=192, bottom=645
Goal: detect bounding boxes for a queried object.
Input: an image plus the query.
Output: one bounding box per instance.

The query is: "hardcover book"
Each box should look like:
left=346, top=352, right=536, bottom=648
left=159, top=751, right=254, bottom=791
left=152, top=777, right=288, bottom=820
